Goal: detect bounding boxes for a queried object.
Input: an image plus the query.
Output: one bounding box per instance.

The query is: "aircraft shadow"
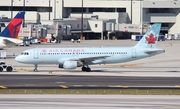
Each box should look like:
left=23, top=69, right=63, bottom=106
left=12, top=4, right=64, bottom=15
left=21, top=69, right=180, bottom=73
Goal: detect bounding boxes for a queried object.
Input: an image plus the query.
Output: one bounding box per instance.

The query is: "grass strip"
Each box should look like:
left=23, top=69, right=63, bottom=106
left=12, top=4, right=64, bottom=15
left=0, top=89, right=180, bottom=95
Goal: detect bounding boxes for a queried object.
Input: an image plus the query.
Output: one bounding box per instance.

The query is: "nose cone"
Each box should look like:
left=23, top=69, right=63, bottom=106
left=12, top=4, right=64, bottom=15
left=15, top=56, right=23, bottom=63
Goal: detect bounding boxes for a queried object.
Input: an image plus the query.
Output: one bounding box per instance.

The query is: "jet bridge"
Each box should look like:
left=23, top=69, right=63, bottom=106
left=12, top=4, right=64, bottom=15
left=106, top=22, right=150, bottom=34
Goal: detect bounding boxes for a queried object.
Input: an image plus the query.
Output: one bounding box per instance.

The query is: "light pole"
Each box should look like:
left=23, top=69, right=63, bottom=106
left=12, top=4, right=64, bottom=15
left=140, top=0, right=143, bottom=34
left=130, top=0, right=132, bottom=24
left=49, top=0, right=50, bottom=20
left=81, top=0, right=83, bottom=39
left=54, top=0, right=56, bottom=19
left=23, top=0, right=26, bottom=27
left=11, top=0, right=13, bottom=18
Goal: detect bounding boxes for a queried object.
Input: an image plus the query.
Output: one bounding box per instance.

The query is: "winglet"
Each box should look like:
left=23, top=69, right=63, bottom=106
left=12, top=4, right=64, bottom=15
left=0, top=11, right=25, bottom=38
left=135, top=23, right=162, bottom=48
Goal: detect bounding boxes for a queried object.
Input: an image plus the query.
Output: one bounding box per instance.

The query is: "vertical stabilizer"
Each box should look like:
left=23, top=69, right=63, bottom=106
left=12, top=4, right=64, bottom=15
left=0, top=11, right=25, bottom=38
left=135, top=23, right=161, bottom=48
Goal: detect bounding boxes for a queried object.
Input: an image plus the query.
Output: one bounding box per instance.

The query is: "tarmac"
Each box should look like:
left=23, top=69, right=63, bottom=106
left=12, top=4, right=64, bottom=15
left=1, top=74, right=180, bottom=88
left=0, top=40, right=180, bottom=77
left=0, top=40, right=180, bottom=108
left=0, top=95, right=180, bottom=109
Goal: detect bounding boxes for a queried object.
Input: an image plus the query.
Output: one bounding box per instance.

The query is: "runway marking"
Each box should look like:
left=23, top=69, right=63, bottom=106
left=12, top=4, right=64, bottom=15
left=55, top=82, right=66, bottom=84
left=49, top=71, right=53, bottom=74
left=59, top=85, right=68, bottom=89
left=109, top=85, right=128, bottom=88
left=87, top=85, right=98, bottom=87
left=0, top=85, right=7, bottom=89
left=25, top=84, right=35, bottom=86
left=104, top=64, right=120, bottom=66
left=175, top=85, right=180, bottom=88
left=59, top=74, right=63, bottom=76
left=41, top=75, right=62, bottom=79
left=105, top=63, right=138, bottom=67
left=73, top=85, right=84, bottom=87
left=14, top=68, right=33, bottom=71
left=120, top=64, right=137, bottom=67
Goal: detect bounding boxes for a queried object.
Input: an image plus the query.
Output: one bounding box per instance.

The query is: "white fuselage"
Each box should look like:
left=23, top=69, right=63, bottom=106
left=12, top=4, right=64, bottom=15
left=15, top=47, right=165, bottom=65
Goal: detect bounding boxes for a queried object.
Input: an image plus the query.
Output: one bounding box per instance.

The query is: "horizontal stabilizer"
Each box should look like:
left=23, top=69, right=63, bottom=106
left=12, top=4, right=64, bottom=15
left=145, top=49, right=165, bottom=55
left=3, top=39, right=18, bottom=47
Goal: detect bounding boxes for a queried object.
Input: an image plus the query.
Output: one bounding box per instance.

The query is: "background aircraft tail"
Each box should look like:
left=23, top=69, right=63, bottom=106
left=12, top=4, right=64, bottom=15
left=0, top=11, right=25, bottom=38
left=135, top=23, right=162, bottom=48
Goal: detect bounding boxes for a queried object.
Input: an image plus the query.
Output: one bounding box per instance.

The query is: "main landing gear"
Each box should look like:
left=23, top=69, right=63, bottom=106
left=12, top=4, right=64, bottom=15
left=34, top=64, right=38, bottom=72
left=81, top=65, right=91, bottom=72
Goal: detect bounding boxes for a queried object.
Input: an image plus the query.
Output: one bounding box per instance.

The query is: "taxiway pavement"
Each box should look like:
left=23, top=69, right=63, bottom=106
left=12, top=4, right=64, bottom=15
left=0, top=95, right=180, bottom=109
left=0, top=75, right=180, bottom=88
left=0, top=40, right=180, bottom=78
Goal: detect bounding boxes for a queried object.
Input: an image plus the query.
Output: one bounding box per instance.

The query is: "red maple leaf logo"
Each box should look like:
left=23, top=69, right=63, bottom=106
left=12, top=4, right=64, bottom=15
left=145, top=33, right=157, bottom=44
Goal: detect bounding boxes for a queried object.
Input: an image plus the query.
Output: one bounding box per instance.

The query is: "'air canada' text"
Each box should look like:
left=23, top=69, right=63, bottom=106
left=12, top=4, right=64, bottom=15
left=42, top=49, right=85, bottom=53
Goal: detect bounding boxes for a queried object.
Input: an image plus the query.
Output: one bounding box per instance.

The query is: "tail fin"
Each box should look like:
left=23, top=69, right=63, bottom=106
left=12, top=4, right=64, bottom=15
left=135, top=23, right=162, bottom=48
left=0, top=11, right=25, bottom=38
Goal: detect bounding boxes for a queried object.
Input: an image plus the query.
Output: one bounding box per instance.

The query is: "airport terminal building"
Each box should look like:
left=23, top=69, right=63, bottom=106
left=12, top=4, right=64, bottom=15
left=0, top=0, right=180, bottom=39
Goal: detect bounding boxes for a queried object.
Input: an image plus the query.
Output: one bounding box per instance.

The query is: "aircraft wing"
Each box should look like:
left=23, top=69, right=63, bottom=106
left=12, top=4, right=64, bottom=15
left=3, top=39, right=18, bottom=47
left=69, top=55, right=110, bottom=63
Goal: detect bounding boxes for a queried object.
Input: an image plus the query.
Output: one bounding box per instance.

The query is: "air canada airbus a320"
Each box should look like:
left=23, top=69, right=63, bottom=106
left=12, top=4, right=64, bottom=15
left=15, top=23, right=165, bottom=72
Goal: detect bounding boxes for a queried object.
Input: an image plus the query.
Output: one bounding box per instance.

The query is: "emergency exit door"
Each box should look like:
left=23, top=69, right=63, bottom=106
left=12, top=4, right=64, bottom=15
left=34, top=49, right=39, bottom=59
left=132, top=48, right=136, bottom=58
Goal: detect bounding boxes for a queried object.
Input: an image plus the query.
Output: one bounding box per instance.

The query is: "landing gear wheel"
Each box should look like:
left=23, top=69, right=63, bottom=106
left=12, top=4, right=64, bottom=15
left=0, top=67, right=3, bottom=72
left=81, top=67, right=86, bottom=71
left=86, top=67, right=91, bottom=72
left=34, top=69, right=38, bottom=72
left=34, top=64, right=38, bottom=72
left=6, top=66, right=13, bottom=72
left=81, top=66, right=91, bottom=72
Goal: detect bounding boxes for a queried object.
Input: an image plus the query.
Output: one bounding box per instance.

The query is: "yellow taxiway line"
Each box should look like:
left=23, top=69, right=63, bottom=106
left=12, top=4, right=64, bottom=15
left=0, top=85, right=7, bottom=89
left=59, top=85, right=68, bottom=89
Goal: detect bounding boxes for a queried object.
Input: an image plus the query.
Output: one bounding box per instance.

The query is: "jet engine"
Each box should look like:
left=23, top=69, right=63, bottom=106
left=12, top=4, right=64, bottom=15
left=59, top=61, right=82, bottom=69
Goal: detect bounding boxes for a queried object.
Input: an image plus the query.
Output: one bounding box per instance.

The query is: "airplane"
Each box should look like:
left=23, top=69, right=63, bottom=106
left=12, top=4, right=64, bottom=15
left=0, top=11, right=25, bottom=50
left=15, top=23, right=165, bottom=72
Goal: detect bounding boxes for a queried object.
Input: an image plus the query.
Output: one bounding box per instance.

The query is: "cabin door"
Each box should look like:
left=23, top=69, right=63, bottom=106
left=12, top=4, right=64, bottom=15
left=132, top=48, right=136, bottom=58
left=34, top=49, right=39, bottom=59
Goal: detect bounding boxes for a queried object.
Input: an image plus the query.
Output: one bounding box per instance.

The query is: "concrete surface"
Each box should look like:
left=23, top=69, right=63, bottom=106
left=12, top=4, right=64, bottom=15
left=0, top=95, right=180, bottom=109
left=0, top=75, right=180, bottom=88
left=0, top=40, right=179, bottom=78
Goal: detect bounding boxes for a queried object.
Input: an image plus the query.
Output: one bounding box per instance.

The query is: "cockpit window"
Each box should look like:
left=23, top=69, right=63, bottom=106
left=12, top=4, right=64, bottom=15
left=21, top=52, right=29, bottom=55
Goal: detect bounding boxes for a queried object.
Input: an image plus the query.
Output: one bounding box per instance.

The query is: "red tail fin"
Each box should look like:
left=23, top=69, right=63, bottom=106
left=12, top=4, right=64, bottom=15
left=0, top=11, right=25, bottom=38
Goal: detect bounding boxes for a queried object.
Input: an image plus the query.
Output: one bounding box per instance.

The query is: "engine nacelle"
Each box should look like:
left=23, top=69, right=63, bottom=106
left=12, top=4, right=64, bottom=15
left=59, top=61, right=78, bottom=69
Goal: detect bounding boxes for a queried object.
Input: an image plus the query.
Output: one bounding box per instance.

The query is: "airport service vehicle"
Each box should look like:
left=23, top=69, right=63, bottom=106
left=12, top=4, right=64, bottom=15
left=0, top=11, right=25, bottom=49
left=19, top=41, right=30, bottom=46
left=0, top=51, right=6, bottom=59
left=0, top=61, right=13, bottom=72
left=71, top=39, right=81, bottom=43
left=30, top=38, right=41, bottom=44
left=15, top=23, right=165, bottom=72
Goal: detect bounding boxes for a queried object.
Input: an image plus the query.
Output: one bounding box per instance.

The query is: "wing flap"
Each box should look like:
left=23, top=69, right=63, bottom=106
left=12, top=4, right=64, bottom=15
left=68, top=55, right=110, bottom=62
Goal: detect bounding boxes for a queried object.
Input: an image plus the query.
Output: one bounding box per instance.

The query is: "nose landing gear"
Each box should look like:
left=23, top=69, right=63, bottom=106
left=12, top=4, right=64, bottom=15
left=34, top=64, right=38, bottom=72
